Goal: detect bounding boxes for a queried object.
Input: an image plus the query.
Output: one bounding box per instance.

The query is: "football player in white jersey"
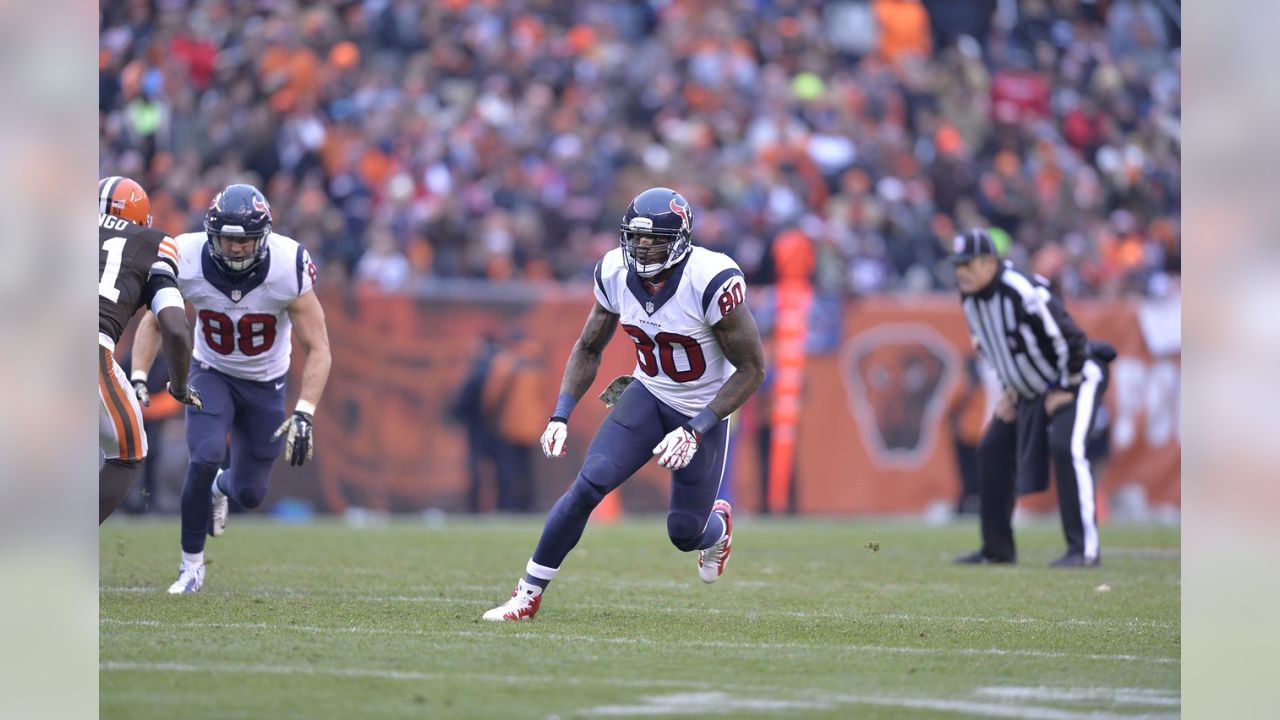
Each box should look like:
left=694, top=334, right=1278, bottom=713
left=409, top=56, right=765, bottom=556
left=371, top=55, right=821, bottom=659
left=131, top=184, right=331, bottom=594
left=483, top=187, right=765, bottom=621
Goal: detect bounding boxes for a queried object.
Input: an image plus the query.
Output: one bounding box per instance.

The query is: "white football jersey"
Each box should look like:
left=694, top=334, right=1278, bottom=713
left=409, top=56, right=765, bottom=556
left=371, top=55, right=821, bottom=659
left=594, top=247, right=746, bottom=416
left=173, top=231, right=317, bottom=381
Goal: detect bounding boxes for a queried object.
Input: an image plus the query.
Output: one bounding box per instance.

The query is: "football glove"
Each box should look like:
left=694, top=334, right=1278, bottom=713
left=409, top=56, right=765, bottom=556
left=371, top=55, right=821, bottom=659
left=540, top=420, right=568, bottom=458
left=133, top=379, right=150, bottom=407
left=272, top=410, right=314, bottom=466
left=167, top=382, right=203, bottom=411
left=652, top=426, right=702, bottom=471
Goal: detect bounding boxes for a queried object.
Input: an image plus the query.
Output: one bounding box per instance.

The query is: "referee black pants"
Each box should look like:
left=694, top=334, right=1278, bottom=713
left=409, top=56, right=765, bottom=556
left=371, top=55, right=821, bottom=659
left=978, top=360, right=1109, bottom=561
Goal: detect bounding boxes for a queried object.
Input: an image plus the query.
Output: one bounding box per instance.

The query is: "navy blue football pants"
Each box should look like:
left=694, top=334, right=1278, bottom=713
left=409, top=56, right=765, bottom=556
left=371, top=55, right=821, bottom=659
left=179, top=364, right=286, bottom=553
left=531, top=381, right=729, bottom=571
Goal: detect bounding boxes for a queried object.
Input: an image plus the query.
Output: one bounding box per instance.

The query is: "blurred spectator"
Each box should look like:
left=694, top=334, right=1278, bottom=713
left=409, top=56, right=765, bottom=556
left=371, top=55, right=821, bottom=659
left=946, top=355, right=987, bottom=515
left=450, top=334, right=500, bottom=514
left=478, top=330, right=547, bottom=512
left=99, top=0, right=1179, bottom=298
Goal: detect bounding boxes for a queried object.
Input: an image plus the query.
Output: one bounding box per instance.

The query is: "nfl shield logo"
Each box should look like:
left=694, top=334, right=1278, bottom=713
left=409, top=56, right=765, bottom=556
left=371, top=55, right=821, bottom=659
left=231, top=289, right=242, bottom=302
left=645, top=301, right=655, bottom=314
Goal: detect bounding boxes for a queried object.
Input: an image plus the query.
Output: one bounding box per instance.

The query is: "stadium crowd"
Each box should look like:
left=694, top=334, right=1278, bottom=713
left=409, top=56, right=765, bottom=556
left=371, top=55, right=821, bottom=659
left=99, top=0, right=1179, bottom=298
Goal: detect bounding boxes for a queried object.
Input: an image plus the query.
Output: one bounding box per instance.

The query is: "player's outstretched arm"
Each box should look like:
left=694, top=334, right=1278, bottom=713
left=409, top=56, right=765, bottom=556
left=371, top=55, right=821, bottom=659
left=540, top=302, right=619, bottom=458
left=287, top=289, right=332, bottom=411
left=273, top=289, right=331, bottom=466
left=156, top=306, right=200, bottom=408
left=706, top=302, right=766, bottom=419
left=131, top=311, right=162, bottom=381
left=559, top=301, right=620, bottom=403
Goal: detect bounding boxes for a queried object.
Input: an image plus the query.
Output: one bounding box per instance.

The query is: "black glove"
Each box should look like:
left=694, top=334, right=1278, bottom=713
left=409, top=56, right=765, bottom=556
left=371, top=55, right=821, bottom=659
left=167, top=382, right=203, bottom=411
left=132, top=379, right=151, bottom=407
left=272, top=410, right=314, bottom=466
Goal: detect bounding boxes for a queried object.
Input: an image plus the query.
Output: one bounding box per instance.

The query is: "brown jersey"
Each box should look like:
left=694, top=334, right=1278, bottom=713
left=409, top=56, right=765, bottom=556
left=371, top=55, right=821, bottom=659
left=98, top=213, right=181, bottom=344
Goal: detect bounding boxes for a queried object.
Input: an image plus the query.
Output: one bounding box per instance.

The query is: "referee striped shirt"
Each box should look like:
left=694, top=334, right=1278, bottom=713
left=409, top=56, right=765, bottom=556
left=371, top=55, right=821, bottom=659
left=961, top=262, right=1088, bottom=399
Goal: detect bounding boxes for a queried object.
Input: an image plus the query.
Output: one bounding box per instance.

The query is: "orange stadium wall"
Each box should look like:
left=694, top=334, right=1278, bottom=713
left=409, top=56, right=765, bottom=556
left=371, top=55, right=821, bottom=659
left=269, top=288, right=1181, bottom=515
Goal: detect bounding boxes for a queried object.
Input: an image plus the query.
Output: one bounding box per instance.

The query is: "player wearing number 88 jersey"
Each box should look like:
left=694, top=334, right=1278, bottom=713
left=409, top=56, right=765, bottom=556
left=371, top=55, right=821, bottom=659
left=131, top=184, right=331, bottom=594
left=483, top=187, right=766, bottom=622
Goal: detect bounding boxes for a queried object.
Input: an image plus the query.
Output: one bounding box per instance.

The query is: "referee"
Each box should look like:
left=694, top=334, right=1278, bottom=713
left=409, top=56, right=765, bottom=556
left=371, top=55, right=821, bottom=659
left=949, top=230, right=1114, bottom=568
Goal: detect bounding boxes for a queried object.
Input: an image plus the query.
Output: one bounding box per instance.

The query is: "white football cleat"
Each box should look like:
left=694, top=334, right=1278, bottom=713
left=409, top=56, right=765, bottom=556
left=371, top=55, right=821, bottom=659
left=167, top=562, right=204, bottom=594
left=482, top=579, right=543, bottom=621
left=209, top=472, right=228, bottom=538
left=698, top=499, right=733, bottom=583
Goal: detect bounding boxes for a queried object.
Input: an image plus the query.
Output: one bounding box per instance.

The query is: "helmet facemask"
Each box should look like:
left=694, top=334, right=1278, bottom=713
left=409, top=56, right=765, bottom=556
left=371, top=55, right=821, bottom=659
left=620, top=226, right=690, bottom=279
left=208, top=225, right=270, bottom=274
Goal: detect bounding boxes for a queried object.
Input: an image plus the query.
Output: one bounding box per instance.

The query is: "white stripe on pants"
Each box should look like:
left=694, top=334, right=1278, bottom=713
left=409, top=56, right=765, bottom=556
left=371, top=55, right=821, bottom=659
left=1069, top=360, right=1103, bottom=560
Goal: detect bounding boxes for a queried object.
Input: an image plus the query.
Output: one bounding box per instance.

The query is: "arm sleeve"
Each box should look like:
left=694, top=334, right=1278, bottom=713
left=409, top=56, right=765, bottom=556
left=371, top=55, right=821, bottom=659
left=142, top=235, right=184, bottom=313
left=592, top=259, right=617, bottom=313
left=141, top=273, right=184, bottom=314
left=296, top=247, right=318, bottom=296
left=701, top=264, right=747, bottom=326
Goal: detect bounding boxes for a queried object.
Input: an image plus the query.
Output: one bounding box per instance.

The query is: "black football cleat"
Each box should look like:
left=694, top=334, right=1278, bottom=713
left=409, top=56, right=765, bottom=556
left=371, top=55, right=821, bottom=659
left=954, top=550, right=1016, bottom=565
left=1049, top=552, right=1100, bottom=568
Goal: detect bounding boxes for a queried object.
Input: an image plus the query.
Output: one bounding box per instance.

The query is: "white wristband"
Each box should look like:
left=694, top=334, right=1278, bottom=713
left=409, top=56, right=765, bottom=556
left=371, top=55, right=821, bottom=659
left=295, top=399, right=317, bottom=416
left=130, top=370, right=148, bottom=383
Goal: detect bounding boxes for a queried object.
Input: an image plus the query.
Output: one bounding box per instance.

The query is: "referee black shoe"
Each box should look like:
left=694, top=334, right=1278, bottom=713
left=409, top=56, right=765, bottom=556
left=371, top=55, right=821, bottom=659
left=954, top=550, right=1016, bottom=565
left=1049, top=552, right=1100, bottom=568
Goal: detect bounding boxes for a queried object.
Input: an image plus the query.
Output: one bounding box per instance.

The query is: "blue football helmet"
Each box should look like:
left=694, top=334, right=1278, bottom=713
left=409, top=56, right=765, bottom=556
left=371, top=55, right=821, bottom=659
left=619, top=187, right=694, bottom=278
left=204, top=184, right=272, bottom=274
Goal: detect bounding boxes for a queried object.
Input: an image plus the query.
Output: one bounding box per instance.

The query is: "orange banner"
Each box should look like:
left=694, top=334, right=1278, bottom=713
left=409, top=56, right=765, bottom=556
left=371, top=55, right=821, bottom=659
left=272, top=289, right=1180, bottom=515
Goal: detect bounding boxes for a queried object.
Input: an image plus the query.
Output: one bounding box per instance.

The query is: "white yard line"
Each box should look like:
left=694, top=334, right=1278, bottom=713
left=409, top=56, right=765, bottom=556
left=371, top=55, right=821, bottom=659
left=99, top=587, right=1177, bottom=629
left=100, top=617, right=1179, bottom=665
left=578, top=690, right=1181, bottom=719
left=977, top=686, right=1181, bottom=707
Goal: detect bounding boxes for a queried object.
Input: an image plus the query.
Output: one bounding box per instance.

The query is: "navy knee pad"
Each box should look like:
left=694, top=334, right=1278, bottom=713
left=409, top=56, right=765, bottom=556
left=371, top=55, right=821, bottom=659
left=563, top=473, right=607, bottom=517
left=567, top=453, right=618, bottom=510
left=666, top=511, right=704, bottom=552
left=188, top=435, right=228, bottom=467
left=236, top=485, right=268, bottom=509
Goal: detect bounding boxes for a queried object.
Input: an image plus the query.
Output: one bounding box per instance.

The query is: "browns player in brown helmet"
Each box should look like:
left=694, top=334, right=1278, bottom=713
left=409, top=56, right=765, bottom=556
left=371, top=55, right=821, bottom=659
left=98, top=176, right=202, bottom=524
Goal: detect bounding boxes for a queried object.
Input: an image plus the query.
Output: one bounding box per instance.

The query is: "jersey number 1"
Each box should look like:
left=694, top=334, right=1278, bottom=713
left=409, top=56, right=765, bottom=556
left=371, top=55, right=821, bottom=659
left=99, top=237, right=126, bottom=302
left=199, top=310, right=278, bottom=357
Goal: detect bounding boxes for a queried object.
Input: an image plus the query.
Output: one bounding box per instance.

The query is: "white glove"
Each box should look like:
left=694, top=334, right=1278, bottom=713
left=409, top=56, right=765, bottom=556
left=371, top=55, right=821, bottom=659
left=540, top=420, right=568, bottom=458
left=652, top=426, right=701, bottom=471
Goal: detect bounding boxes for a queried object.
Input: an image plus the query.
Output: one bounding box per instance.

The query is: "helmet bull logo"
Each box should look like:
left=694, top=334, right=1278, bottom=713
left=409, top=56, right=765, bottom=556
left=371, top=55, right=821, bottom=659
left=669, top=197, right=690, bottom=232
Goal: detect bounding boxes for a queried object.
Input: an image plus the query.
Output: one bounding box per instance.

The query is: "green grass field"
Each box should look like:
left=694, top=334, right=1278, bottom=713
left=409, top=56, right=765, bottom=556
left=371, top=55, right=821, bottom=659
left=100, top=515, right=1180, bottom=719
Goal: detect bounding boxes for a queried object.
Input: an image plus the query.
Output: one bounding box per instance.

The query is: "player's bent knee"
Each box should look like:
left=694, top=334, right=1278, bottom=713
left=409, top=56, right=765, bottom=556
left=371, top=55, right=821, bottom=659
left=563, top=476, right=606, bottom=516
left=236, top=485, right=268, bottom=509
left=666, top=512, right=703, bottom=552
left=574, top=454, right=616, bottom=499
left=188, top=439, right=228, bottom=467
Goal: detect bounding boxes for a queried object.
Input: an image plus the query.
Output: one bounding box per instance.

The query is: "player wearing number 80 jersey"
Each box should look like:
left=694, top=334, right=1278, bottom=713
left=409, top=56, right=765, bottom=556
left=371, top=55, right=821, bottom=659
left=131, top=184, right=331, bottom=594
left=595, top=243, right=744, bottom=416
left=483, top=187, right=765, bottom=622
